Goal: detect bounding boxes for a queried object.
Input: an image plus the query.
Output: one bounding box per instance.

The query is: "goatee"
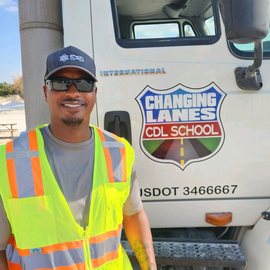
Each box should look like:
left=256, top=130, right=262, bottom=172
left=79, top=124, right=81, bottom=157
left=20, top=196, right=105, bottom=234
left=61, top=118, right=83, bottom=127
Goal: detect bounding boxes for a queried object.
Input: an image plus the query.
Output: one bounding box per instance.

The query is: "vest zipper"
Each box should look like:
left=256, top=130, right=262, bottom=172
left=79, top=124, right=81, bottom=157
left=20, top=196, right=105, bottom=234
left=83, top=232, right=92, bottom=270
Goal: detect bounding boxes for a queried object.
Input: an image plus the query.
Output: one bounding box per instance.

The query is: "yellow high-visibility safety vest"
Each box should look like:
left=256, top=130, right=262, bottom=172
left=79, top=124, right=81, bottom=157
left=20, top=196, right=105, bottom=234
left=0, top=125, right=134, bottom=270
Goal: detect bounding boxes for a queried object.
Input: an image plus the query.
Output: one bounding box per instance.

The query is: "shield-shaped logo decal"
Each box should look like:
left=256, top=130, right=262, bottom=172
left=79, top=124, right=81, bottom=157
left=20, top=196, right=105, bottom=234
left=136, top=83, right=226, bottom=170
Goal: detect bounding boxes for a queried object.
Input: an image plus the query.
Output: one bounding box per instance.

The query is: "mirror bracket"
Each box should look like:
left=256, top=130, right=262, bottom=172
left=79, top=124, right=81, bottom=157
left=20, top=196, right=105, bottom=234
left=234, top=40, right=263, bottom=90
left=234, top=67, right=262, bottom=90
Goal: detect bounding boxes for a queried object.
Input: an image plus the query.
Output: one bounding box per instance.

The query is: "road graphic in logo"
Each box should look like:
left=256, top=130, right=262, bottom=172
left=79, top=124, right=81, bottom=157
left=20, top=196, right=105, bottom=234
left=136, top=83, right=226, bottom=170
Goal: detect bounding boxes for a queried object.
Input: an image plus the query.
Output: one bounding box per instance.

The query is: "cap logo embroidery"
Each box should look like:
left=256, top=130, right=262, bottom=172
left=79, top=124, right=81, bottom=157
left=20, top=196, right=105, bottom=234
left=59, top=54, right=84, bottom=63
left=70, top=54, right=84, bottom=62
left=59, top=54, right=69, bottom=62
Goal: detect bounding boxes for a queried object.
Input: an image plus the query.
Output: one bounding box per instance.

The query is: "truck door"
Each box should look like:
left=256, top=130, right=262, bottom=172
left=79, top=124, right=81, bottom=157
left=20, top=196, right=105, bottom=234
left=90, top=0, right=270, bottom=228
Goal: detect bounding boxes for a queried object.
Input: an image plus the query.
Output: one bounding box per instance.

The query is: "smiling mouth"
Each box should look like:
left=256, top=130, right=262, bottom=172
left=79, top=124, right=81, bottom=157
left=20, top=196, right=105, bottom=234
left=63, top=104, right=83, bottom=108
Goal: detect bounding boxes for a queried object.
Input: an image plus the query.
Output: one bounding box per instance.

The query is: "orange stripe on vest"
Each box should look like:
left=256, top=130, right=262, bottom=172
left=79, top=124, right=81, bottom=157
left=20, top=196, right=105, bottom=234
left=16, top=240, right=84, bottom=257
left=112, top=133, right=127, bottom=183
left=7, top=260, right=23, bottom=270
left=96, top=127, right=115, bottom=183
left=91, top=245, right=120, bottom=268
left=89, top=223, right=122, bottom=244
left=6, top=141, right=19, bottom=198
left=28, top=130, right=44, bottom=196
left=28, top=130, right=39, bottom=151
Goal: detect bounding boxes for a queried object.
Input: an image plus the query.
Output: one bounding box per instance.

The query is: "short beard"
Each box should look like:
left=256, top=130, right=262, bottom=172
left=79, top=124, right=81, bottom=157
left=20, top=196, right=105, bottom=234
left=61, top=118, right=83, bottom=127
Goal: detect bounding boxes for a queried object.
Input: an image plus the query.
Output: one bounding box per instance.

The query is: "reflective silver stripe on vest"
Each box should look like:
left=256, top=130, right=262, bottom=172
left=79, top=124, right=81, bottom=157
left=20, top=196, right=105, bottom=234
left=102, top=141, right=124, bottom=148
left=6, top=243, right=20, bottom=265
left=6, top=150, right=39, bottom=159
left=5, top=133, right=39, bottom=198
left=89, top=231, right=121, bottom=260
left=8, top=246, right=84, bottom=270
left=22, top=248, right=84, bottom=270
left=102, top=133, right=125, bottom=183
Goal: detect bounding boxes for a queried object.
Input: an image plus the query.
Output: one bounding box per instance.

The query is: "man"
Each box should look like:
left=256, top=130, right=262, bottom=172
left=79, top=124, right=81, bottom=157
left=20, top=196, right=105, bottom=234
left=0, top=46, right=157, bottom=270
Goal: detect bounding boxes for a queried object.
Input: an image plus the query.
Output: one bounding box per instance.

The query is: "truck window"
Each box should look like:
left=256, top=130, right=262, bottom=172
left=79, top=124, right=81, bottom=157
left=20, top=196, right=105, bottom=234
left=133, top=23, right=180, bottom=39
left=229, top=24, right=270, bottom=58
left=205, top=16, right=215, bottom=35
left=183, top=23, right=196, bottom=37
left=111, top=0, right=221, bottom=48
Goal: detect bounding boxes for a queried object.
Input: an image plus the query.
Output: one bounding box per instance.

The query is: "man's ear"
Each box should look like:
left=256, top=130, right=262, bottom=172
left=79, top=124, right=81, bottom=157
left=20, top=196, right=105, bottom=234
left=94, top=87, right=98, bottom=103
left=43, top=85, right=48, bottom=102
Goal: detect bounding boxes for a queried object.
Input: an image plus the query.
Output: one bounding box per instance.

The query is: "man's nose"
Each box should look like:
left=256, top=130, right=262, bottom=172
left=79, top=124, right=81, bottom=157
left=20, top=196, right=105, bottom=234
left=65, top=83, right=80, bottom=97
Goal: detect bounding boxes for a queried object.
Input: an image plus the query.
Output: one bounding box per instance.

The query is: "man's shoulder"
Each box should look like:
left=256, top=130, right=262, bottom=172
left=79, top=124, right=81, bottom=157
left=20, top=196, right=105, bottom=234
left=92, top=126, right=132, bottom=147
left=92, top=126, right=120, bottom=141
left=0, top=125, right=46, bottom=149
left=0, top=131, right=29, bottom=148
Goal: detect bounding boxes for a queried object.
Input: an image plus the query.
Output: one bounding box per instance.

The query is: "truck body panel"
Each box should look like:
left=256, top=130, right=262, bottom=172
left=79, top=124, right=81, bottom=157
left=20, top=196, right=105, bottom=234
left=62, top=0, right=270, bottom=228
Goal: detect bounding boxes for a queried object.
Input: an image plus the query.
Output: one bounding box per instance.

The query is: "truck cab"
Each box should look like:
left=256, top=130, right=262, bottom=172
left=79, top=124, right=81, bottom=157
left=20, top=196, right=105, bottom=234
left=20, top=0, right=270, bottom=268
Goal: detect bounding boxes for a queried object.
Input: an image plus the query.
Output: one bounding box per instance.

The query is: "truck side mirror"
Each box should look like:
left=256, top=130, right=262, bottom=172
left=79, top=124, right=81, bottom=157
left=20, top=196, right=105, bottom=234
left=218, top=0, right=270, bottom=90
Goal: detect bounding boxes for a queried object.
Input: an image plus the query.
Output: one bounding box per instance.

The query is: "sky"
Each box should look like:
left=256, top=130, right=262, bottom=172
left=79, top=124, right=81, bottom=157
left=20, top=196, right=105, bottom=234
left=0, top=0, right=21, bottom=84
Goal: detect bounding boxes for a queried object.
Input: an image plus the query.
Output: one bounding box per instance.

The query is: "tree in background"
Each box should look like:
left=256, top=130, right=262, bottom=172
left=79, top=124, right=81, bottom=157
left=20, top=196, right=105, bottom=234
left=0, top=82, right=11, bottom=96
left=0, top=75, right=23, bottom=98
left=11, top=74, right=23, bottom=98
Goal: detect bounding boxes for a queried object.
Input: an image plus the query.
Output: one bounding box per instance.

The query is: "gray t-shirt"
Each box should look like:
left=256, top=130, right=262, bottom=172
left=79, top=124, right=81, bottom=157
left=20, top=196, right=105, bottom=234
left=0, top=126, right=142, bottom=250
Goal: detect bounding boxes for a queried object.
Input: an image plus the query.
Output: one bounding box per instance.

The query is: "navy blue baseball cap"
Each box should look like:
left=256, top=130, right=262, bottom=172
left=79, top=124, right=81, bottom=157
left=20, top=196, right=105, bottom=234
left=44, top=46, right=98, bottom=82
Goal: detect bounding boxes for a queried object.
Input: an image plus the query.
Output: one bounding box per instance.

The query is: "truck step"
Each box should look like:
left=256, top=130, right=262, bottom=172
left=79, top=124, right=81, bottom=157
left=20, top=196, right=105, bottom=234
left=122, top=240, right=247, bottom=269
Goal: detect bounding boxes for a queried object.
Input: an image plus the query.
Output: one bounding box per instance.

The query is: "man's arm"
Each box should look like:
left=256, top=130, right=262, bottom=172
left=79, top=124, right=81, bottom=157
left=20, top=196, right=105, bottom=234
left=0, top=250, right=8, bottom=270
left=123, top=208, right=157, bottom=270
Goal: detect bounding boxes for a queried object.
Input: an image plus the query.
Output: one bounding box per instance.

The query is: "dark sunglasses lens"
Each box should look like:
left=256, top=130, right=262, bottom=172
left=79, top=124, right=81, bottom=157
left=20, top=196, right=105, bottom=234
left=52, top=78, right=71, bottom=91
left=75, top=79, right=95, bottom=92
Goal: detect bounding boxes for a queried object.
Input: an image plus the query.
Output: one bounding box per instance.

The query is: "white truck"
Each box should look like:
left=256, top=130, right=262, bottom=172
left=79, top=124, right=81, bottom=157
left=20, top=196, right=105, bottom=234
left=18, top=0, right=270, bottom=269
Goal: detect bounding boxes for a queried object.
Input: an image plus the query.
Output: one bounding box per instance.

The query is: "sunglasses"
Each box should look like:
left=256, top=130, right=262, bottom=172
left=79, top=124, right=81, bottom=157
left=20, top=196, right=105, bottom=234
left=45, top=77, right=96, bottom=92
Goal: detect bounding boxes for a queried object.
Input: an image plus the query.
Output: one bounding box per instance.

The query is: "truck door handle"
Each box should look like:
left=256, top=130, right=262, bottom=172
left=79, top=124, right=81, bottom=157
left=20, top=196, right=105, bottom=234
left=114, top=116, right=121, bottom=136
left=104, top=111, right=132, bottom=145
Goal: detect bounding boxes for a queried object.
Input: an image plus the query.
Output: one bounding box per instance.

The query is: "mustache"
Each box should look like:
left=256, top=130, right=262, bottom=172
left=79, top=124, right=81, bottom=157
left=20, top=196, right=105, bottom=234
left=61, top=98, right=84, bottom=103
